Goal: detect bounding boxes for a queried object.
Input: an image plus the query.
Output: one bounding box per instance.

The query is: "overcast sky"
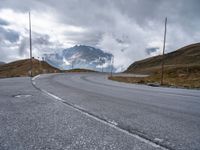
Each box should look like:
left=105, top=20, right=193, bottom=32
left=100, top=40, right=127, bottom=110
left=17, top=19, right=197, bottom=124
left=0, top=0, right=200, bottom=70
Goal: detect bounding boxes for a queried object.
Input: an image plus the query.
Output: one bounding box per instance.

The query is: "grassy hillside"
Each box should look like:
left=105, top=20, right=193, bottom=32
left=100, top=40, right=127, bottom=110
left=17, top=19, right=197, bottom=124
left=125, top=43, right=200, bottom=74
left=0, top=59, right=61, bottom=78
left=110, top=43, right=200, bottom=88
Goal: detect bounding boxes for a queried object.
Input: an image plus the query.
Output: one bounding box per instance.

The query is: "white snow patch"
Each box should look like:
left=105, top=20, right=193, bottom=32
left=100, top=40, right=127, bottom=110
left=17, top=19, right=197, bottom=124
left=63, top=58, right=70, bottom=65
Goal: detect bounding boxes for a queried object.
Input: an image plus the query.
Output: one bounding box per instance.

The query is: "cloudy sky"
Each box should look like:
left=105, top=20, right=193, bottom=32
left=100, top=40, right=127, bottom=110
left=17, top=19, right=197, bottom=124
left=0, top=0, right=200, bottom=70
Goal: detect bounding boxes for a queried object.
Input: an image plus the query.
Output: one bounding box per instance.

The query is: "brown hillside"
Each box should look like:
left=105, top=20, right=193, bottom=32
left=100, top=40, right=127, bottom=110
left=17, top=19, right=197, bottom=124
left=0, top=59, right=61, bottom=78
left=64, top=68, right=97, bottom=73
left=125, top=43, right=200, bottom=74
left=110, top=43, right=200, bottom=88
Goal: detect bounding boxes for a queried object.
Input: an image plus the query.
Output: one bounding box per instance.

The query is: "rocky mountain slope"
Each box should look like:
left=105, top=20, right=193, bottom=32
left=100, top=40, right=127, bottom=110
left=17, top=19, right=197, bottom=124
left=44, top=45, right=113, bottom=72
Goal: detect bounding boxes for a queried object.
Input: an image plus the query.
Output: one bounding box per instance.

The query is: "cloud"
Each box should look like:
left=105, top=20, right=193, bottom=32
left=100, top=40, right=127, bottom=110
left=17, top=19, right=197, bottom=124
left=33, top=33, right=50, bottom=45
left=0, top=26, right=19, bottom=43
left=18, top=37, right=28, bottom=56
left=0, top=0, right=199, bottom=70
left=0, top=18, right=9, bottom=26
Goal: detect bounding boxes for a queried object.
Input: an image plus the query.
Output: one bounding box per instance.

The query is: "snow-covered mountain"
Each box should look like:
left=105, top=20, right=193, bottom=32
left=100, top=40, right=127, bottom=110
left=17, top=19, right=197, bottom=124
left=44, top=45, right=114, bottom=72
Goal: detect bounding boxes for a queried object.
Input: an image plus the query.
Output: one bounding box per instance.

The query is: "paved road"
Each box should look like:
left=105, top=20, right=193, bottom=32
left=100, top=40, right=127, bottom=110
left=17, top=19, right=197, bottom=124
left=34, top=73, right=200, bottom=150
left=0, top=76, right=163, bottom=150
left=1, top=73, right=200, bottom=150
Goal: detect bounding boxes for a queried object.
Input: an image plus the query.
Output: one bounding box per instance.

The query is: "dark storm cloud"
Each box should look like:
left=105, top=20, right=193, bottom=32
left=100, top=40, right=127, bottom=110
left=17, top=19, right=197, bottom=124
left=0, top=18, right=9, bottom=26
left=35, top=0, right=200, bottom=28
left=1, top=0, right=200, bottom=30
left=0, top=27, right=19, bottom=42
left=1, top=0, right=199, bottom=44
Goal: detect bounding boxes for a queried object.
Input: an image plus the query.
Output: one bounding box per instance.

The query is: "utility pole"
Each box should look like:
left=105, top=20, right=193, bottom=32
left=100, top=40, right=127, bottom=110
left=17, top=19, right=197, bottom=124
left=161, top=17, right=167, bottom=85
left=110, top=56, right=114, bottom=77
left=29, top=12, right=33, bottom=77
left=38, top=57, right=41, bottom=73
left=42, top=57, right=44, bottom=73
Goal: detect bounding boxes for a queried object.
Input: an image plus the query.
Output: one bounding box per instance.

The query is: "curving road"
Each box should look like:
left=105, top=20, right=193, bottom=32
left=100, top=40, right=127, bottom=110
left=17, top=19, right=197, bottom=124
left=32, top=73, right=200, bottom=150
left=1, top=73, right=200, bottom=150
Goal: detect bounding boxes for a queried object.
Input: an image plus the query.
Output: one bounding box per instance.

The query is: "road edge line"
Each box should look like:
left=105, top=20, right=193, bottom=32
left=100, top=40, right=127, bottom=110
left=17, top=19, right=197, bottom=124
left=31, top=76, right=170, bottom=150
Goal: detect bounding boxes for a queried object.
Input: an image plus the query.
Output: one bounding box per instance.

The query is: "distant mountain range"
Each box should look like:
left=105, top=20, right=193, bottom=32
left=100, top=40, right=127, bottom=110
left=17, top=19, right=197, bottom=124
left=44, top=45, right=114, bottom=72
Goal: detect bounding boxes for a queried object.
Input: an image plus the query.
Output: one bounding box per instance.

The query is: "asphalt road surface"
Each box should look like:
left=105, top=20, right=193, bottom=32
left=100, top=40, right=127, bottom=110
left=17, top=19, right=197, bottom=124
left=0, top=73, right=200, bottom=150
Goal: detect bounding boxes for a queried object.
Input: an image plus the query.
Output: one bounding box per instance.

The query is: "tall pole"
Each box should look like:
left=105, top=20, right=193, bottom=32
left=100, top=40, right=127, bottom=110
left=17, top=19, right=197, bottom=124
left=110, top=56, right=114, bottom=77
left=161, top=17, right=167, bottom=85
left=29, top=12, right=33, bottom=77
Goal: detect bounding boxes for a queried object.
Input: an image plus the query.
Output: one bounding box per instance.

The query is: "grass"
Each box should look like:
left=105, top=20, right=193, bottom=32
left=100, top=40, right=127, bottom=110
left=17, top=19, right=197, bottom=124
left=126, top=43, right=200, bottom=75
left=63, top=68, right=97, bottom=73
left=109, top=65, right=200, bottom=89
left=0, top=59, right=60, bottom=78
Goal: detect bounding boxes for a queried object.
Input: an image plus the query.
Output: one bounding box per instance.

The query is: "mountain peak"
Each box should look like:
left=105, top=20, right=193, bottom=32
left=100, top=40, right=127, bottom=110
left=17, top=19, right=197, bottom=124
left=44, top=45, right=113, bottom=71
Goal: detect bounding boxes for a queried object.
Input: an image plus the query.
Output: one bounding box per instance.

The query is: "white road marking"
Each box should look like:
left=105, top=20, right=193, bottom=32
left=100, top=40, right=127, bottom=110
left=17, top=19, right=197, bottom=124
left=74, top=104, right=85, bottom=110
left=15, top=94, right=32, bottom=98
left=41, top=89, right=64, bottom=102
left=32, top=74, right=40, bottom=81
left=107, top=120, right=118, bottom=126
